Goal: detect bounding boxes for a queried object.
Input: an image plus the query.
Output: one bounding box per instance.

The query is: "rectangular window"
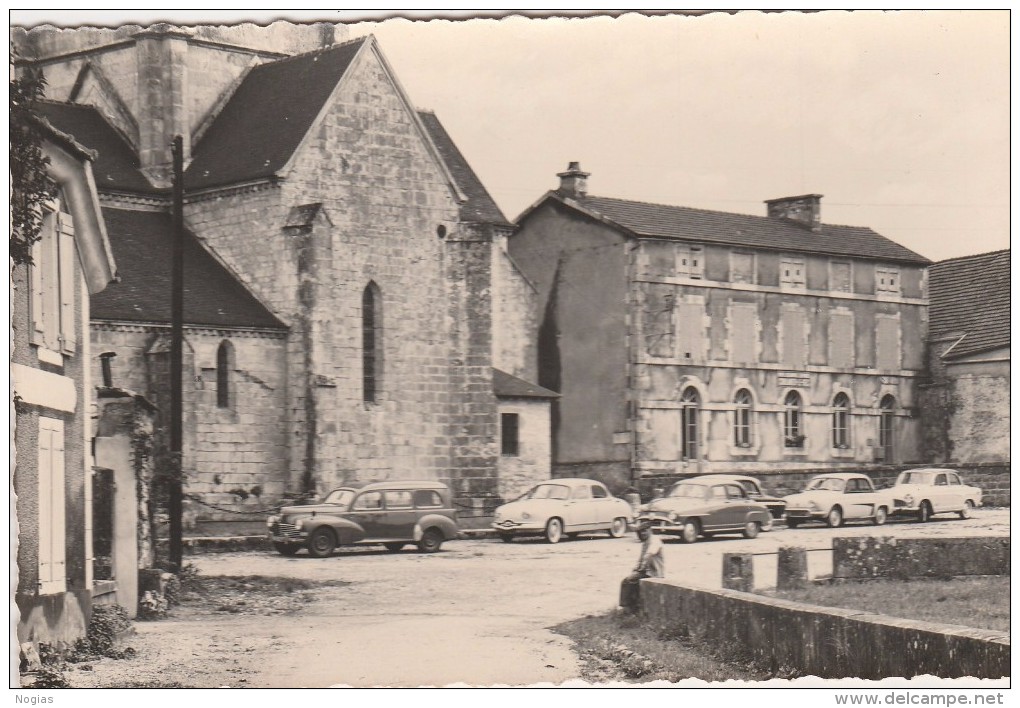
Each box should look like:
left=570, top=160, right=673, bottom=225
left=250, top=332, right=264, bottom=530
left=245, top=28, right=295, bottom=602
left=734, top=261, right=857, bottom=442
left=501, top=413, right=520, bottom=456
left=729, top=303, right=758, bottom=364
left=730, top=252, right=755, bottom=284
left=383, top=490, right=414, bottom=509
left=876, top=266, right=900, bottom=295
left=876, top=316, right=901, bottom=370
left=780, top=308, right=807, bottom=368
left=828, top=312, right=855, bottom=369
left=38, top=417, right=66, bottom=595
left=30, top=206, right=77, bottom=356
left=780, top=257, right=806, bottom=289
left=675, top=301, right=704, bottom=361
left=830, top=261, right=852, bottom=293
left=677, top=244, right=704, bottom=279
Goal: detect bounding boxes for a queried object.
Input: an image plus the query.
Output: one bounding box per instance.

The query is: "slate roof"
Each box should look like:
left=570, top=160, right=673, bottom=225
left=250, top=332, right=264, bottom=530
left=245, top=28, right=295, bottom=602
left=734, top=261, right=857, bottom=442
left=186, top=38, right=365, bottom=190
left=541, top=193, right=931, bottom=265
left=92, top=208, right=286, bottom=330
left=928, top=249, right=1010, bottom=359
left=492, top=368, right=559, bottom=399
left=36, top=101, right=154, bottom=193
left=417, top=111, right=510, bottom=227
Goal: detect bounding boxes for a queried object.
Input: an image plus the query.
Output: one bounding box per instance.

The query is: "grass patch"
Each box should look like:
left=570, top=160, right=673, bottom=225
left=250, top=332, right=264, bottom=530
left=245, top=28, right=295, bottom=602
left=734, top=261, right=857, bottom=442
left=762, top=577, right=1009, bottom=633
left=554, top=610, right=790, bottom=684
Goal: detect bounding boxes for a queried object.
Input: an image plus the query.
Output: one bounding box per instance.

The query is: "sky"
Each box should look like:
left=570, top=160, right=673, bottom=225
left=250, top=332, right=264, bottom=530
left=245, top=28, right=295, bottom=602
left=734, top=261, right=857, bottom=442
left=11, top=10, right=1011, bottom=263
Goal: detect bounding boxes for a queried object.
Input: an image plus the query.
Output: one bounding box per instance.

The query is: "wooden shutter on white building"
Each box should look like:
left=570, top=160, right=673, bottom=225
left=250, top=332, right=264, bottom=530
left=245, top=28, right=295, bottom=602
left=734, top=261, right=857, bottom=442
left=38, top=417, right=67, bottom=594
left=30, top=238, right=46, bottom=346
left=57, top=213, right=77, bottom=354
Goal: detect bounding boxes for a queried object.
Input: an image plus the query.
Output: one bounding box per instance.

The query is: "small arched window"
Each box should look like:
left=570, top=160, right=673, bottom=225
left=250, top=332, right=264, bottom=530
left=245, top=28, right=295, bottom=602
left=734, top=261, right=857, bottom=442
left=680, top=387, right=700, bottom=460
left=216, top=340, right=233, bottom=408
left=783, top=391, right=803, bottom=448
left=832, top=393, right=850, bottom=448
left=879, top=394, right=896, bottom=461
left=362, top=282, right=382, bottom=403
left=734, top=389, right=753, bottom=447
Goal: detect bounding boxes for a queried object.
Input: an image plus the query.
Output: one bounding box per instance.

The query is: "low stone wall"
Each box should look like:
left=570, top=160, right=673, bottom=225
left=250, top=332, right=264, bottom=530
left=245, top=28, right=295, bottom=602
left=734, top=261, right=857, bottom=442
left=640, top=579, right=1010, bottom=680
left=833, top=537, right=1010, bottom=580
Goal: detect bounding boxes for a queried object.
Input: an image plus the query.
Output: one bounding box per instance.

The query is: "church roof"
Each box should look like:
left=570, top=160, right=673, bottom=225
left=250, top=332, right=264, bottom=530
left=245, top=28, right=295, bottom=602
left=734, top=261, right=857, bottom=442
left=928, top=249, right=1010, bottom=359
left=418, top=110, right=510, bottom=227
left=186, top=38, right=365, bottom=190
left=523, top=192, right=931, bottom=266
left=91, top=208, right=286, bottom=330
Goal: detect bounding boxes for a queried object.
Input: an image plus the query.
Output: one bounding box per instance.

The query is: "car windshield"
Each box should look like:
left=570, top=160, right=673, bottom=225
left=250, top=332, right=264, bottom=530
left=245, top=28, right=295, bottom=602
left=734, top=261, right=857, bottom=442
left=525, top=484, right=570, bottom=501
left=321, top=489, right=356, bottom=508
left=897, top=471, right=935, bottom=485
left=806, top=478, right=846, bottom=492
left=666, top=484, right=708, bottom=499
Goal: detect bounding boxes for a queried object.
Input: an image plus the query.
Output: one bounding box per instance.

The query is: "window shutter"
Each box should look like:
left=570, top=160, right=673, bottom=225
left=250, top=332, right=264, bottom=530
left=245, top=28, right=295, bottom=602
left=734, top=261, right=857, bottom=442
left=38, top=418, right=66, bottom=594
left=42, top=223, right=62, bottom=352
left=30, top=238, right=45, bottom=345
left=50, top=423, right=67, bottom=587
left=57, top=213, right=77, bottom=354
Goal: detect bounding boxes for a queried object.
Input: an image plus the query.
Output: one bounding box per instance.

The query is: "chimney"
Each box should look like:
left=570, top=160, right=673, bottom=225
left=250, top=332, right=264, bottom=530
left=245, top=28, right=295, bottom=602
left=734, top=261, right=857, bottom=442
left=557, top=162, right=590, bottom=198
left=765, top=194, right=823, bottom=232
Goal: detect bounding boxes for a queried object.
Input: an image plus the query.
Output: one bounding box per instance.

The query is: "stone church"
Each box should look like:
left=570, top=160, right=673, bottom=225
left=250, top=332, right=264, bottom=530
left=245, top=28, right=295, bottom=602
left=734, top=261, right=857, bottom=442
left=13, top=22, right=550, bottom=523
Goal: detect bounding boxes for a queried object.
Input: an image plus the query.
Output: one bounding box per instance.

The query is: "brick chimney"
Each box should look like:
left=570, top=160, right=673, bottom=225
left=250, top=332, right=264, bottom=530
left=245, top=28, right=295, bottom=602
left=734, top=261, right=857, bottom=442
left=556, top=162, right=590, bottom=198
left=765, top=194, right=823, bottom=232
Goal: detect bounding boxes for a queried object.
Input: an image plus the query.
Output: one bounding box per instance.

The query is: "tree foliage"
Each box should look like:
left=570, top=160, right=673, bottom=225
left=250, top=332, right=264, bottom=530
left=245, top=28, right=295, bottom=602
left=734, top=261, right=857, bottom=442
left=10, top=66, right=57, bottom=268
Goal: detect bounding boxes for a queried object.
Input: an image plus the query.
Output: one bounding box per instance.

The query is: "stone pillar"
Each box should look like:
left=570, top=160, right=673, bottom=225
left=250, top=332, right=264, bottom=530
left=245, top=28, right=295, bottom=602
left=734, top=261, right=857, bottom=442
left=777, top=547, right=809, bottom=591
left=135, top=26, right=190, bottom=187
left=722, top=552, right=754, bottom=592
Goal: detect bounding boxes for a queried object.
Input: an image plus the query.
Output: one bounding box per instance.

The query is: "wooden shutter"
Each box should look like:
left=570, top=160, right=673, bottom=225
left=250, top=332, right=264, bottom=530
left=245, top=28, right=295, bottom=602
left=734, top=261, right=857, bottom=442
left=781, top=308, right=807, bottom=367
left=675, top=302, right=704, bottom=361
left=730, top=304, right=757, bottom=364
left=57, top=213, right=77, bottom=354
left=30, top=238, right=45, bottom=345
left=38, top=418, right=67, bottom=594
left=828, top=312, right=855, bottom=369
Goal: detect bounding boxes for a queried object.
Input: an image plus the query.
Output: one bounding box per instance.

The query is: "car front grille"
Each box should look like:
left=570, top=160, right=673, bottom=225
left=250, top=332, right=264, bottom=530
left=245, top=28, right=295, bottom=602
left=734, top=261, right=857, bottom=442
left=271, top=522, right=303, bottom=539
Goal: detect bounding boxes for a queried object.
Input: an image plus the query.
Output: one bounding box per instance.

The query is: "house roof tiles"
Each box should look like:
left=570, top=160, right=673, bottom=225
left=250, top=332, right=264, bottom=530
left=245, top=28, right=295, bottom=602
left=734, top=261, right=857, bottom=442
left=928, top=249, right=1010, bottom=359
left=545, top=193, right=931, bottom=265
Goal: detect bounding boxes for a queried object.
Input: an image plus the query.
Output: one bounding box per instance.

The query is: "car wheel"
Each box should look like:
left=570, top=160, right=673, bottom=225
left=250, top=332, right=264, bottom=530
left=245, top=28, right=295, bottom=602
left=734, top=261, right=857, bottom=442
left=609, top=517, right=628, bottom=538
left=306, top=528, right=336, bottom=558
left=742, top=521, right=761, bottom=539
left=918, top=501, right=933, bottom=523
left=498, top=532, right=514, bottom=543
left=826, top=506, right=844, bottom=528
left=786, top=518, right=800, bottom=529
left=680, top=520, right=699, bottom=544
left=873, top=507, right=888, bottom=526
left=545, top=518, right=564, bottom=544
left=418, top=528, right=444, bottom=553
left=273, top=542, right=300, bottom=556
left=384, top=542, right=406, bottom=552
left=959, top=500, right=975, bottom=520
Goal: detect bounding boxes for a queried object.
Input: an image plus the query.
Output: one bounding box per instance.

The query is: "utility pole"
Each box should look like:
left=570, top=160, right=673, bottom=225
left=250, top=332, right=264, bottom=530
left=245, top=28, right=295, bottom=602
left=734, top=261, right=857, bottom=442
left=169, top=136, right=184, bottom=572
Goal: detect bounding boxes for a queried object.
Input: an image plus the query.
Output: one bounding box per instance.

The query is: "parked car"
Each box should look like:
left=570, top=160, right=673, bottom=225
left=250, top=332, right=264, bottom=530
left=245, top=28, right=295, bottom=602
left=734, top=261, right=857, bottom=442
left=890, top=468, right=982, bottom=522
left=667, top=475, right=786, bottom=531
left=491, top=478, right=633, bottom=543
left=783, top=473, right=893, bottom=528
left=639, top=479, right=772, bottom=543
left=267, top=480, right=459, bottom=557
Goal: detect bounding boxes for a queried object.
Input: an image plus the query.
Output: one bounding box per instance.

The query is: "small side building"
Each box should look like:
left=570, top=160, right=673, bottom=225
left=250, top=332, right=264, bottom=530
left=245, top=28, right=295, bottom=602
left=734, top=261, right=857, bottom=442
left=493, top=369, right=558, bottom=500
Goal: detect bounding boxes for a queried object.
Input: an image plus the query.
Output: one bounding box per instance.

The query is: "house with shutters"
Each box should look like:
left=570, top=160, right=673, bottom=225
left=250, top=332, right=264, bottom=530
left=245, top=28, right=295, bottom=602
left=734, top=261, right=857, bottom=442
left=509, top=163, right=932, bottom=491
left=920, top=249, right=1009, bottom=465
left=12, top=117, right=118, bottom=651
left=12, top=22, right=550, bottom=528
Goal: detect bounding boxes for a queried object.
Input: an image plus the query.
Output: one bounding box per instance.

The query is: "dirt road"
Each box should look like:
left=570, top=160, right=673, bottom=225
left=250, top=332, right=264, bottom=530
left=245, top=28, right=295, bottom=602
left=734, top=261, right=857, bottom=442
left=66, top=509, right=1009, bottom=687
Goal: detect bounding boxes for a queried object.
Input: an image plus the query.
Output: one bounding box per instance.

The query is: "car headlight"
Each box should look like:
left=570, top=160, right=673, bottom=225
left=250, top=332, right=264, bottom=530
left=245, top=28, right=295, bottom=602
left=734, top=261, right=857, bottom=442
left=669, top=512, right=680, bottom=522
left=294, top=519, right=305, bottom=530
left=638, top=503, right=649, bottom=512
left=807, top=501, right=820, bottom=511
left=267, top=515, right=279, bottom=526
left=521, top=512, right=531, bottom=520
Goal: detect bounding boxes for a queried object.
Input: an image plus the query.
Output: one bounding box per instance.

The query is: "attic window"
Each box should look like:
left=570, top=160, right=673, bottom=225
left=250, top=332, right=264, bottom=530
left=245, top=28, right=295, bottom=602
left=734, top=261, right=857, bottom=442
left=876, top=266, right=900, bottom=295
left=677, top=244, right=704, bottom=279
left=780, top=257, right=806, bottom=289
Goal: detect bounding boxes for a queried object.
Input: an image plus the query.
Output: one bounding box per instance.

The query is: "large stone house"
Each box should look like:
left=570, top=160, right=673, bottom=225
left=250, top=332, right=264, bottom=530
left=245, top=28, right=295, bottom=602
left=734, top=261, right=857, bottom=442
left=12, top=22, right=550, bottom=524
left=12, top=117, right=118, bottom=651
left=510, top=163, right=932, bottom=491
left=920, top=249, right=1010, bottom=465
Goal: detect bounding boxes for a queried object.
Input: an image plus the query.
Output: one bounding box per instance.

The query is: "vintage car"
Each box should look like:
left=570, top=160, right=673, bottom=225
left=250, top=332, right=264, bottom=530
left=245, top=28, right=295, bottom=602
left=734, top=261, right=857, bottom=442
left=890, top=468, right=983, bottom=521
left=783, top=473, right=893, bottom=528
left=639, top=479, right=772, bottom=543
left=267, top=480, right=459, bottom=557
left=666, top=475, right=787, bottom=531
left=491, top=478, right=634, bottom=543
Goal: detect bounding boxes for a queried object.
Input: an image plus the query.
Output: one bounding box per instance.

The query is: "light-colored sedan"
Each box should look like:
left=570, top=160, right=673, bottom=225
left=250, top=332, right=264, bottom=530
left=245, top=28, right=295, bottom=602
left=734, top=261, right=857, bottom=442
left=891, top=468, right=983, bottom=522
left=783, top=473, right=894, bottom=528
left=492, top=478, right=634, bottom=544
